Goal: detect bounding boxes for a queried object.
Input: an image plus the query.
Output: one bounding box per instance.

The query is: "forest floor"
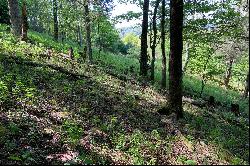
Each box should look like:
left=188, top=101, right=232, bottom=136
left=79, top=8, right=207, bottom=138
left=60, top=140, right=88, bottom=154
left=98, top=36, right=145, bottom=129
left=0, top=24, right=249, bottom=165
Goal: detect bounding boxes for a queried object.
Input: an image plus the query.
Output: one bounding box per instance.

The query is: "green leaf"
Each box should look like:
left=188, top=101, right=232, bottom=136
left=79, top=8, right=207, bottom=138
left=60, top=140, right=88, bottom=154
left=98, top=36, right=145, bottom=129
left=185, top=160, right=197, bottom=165
left=8, top=155, right=22, bottom=161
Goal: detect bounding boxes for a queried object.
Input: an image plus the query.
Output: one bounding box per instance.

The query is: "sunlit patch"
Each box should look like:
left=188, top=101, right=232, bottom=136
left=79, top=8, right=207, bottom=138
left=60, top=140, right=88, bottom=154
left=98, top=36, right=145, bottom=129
left=46, top=151, right=78, bottom=162
left=0, top=22, right=248, bottom=165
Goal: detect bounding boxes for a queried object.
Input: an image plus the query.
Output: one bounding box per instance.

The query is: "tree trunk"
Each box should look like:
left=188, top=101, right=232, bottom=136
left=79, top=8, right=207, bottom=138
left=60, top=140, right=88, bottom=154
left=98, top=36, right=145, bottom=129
left=199, top=54, right=212, bottom=98
left=169, top=0, right=184, bottom=119
left=84, top=1, right=92, bottom=63
left=61, top=31, right=65, bottom=43
left=243, top=72, right=249, bottom=98
left=78, top=24, right=83, bottom=47
left=140, top=0, right=150, bottom=77
left=150, top=0, right=160, bottom=82
left=76, top=29, right=79, bottom=43
left=21, top=0, right=28, bottom=41
left=7, top=0, right=21, bottom=36
left=224, top=57, right=234, bottom=89
left=182, top=42, right=190, bottom=74
left=98, top=20, right=101, bottom=56
left=161, top=0, right=166, bottom=88
left=53, top=0, right=59, bottom=41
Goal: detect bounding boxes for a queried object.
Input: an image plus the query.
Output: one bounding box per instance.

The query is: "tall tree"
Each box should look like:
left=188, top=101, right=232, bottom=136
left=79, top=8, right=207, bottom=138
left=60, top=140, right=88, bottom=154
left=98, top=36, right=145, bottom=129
left=7, top=0, right=21, bottom=36
left=161, top=0, right=166, bottom=88
left=53, top=0, right=59, bottom=41
left=140, top=0, right=150, bottom=76
left=182, top=42, right=189, bottom=74
left=150, top=0, right=160, bottom=81
left=21, top=0, right=28, bottom=41
left=224, top=56, right=234, bottom=88
left=78, top=24, right=83, bottom=46
left=84, top=0, right=93, bottom=63
left=0, top=0, right=10, bottom=24
left=243, top=72, right=249, bottom=98
left=169, top=0, right=184, bottom=119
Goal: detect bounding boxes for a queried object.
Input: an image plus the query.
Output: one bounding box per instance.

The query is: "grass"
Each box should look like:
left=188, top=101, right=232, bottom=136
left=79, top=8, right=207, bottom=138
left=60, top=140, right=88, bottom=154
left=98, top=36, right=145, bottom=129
left=92, top=45, right=249, bottom=117
left=0, top=23, right=249, bottom=165
left=3, top=23, right=247, bottom=116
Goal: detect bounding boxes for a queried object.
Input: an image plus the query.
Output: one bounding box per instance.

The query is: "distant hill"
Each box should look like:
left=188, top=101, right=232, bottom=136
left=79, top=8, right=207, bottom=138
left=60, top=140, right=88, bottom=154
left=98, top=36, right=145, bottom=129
left=117, top=26, right=141, bottom=37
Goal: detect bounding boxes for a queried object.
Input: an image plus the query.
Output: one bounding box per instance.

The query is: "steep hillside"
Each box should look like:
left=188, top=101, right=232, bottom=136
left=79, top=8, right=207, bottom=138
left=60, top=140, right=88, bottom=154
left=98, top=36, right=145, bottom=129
left=0, top=24, right=249, bottom=165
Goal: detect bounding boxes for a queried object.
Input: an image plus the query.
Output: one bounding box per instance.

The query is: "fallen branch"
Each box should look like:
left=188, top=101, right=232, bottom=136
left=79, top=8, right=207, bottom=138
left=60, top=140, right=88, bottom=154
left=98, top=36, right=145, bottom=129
left=3, top=55, right=90, bottom=79
left=183, top=97, right=207, bottom=108
left=205, top=109, right=248, bottom=130
left=106, top=70, right=128, bottom=81
left=183, top=96, right=248, bottom=130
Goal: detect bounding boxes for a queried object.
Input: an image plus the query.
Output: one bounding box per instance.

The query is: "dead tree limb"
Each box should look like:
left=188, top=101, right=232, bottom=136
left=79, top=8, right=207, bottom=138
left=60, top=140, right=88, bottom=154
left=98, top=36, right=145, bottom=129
left=3, top=55, right=89, bottom=79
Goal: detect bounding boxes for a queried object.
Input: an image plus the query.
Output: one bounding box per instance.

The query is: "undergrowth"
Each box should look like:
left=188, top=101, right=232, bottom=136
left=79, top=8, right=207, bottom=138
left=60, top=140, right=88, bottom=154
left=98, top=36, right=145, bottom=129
left=0, top=24, right=249, bottom=165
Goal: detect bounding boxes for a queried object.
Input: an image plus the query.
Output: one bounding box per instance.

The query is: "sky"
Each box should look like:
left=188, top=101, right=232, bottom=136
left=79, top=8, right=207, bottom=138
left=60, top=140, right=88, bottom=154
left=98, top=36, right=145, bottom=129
left=111, top=0, right=142, bottom=29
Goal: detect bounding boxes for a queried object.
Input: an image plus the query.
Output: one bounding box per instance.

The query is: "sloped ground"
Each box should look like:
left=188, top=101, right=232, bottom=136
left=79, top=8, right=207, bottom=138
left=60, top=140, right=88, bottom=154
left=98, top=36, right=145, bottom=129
left=0, top=25, right=249, bottom=165
left=0, top=53, right=248, bottom=165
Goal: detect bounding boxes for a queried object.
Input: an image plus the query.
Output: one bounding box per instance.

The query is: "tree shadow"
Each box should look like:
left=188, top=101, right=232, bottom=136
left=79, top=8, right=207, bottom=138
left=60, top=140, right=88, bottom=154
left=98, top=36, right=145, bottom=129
left=0, top=54, right=248, bottom=164
left=177, top=104, right=249, bottom=163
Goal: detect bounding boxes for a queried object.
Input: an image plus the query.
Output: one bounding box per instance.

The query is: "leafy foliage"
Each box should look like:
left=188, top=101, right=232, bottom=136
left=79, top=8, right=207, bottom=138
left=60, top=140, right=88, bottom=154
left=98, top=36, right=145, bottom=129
left=0, top=0, right=249, bottom=164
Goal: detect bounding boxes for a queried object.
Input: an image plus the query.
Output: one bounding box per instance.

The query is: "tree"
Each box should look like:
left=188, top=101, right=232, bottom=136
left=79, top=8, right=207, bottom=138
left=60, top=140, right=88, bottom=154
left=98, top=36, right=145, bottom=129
left=150, top=0, right=160, bottom=81
left=84, top=0, right=92, bottom=63
left=0, top=0, right=10, bottom=24
left=122, top=32, right=140, bottom=46
left=182, top=42, right=189, bottom=74
left=77, top=23, right=83, bottom=47
left=243, top=72, right=249, bottom=98
left=169, top=0, right=184, bottom=119
left=21, top=0, right=28, bottom=41
left=93, top=15, right=122, bottom=53
left=7, top=0, right=21, bottom=36
left=53, top=0, right=59, bottom=41
left=26, top=0, right=47, bottom=33
left=161, top=0, right=166, bottom=88
left=140, top=0, right=150, bottom=77
left=224, top=55, right=234, bottom=88
left=182, top=0, right=247, bottom=92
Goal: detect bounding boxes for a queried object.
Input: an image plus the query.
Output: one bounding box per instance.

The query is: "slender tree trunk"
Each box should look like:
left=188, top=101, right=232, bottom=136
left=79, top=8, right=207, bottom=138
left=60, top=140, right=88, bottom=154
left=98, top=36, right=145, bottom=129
left=169, top=0, right=184, bottom=119
left=224, top=57, right=234, bottom=88
left=61, top=31, right=65, bottom=43
left=7, top=0, right=21, bottom=36
left=199, top=53, right=212, bottom=97
left=161, top=0, right=166, bottom=88
left=78, top=24, right=83, bottom=47
left=150, top=0, right=161, bottom=82
left=149, top=22, right=152, bottom=48
left=21, top=0, right=28, bottom=41
left=76, top=29, right=79, bottom=42
left=243, top=72, right=249, bottom=98
left=140, top=0, right=150, bottom=77
left=84, top=1, right=92, bottom=63
left=98, top=20, right=101, bottom=56
left=182, top=42, right=190, bottom=74
left=182, top=0, right=194, bottom=75
left=53, top=0, right=59, bottom=41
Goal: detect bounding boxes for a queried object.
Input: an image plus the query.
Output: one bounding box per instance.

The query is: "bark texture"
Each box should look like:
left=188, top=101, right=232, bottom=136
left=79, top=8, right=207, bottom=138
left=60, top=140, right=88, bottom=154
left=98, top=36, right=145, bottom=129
left=84, top=1, right=92, bottom=63
left=224, top=57, right=234, bottom=88
left=243, top=72, right=249, bottom=98
left=8, top=0, right=21, bottom=36
left=182, top=42, right=190, bottom=74
left=140, top=0, right=150, bottom=76
left=53, top=0, right=59, bottom=41
left=21, top=0, right=28, bottom=41
left=150, top=0, right=161, bottom=81
left=161, top=0, right=166, bottom=88
left=169, top=0, right=184, bottom=119
left=78, top=24, right=83, bottom=47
